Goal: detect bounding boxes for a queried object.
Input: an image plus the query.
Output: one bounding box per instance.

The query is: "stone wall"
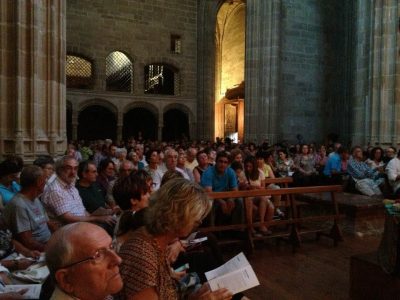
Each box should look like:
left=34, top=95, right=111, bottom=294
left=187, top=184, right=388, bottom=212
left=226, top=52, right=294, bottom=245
left=66, top=0, right=198, bottom=140
left=279, top=0, right=349, bottom=143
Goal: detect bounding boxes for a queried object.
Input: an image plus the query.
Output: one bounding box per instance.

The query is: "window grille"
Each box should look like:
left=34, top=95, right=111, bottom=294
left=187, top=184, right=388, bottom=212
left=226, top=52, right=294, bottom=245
left=171, top=35, right=181, bottom=54
left=106, top=51, right=133, bottom=92
left=144, top=64, right=177, bottom=95
left=66, top=55, right=93, bottom=89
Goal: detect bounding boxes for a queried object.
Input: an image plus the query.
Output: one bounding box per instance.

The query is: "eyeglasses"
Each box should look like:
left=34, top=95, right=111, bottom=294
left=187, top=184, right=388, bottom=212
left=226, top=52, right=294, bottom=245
left=60, top=243, right=116, bottom=269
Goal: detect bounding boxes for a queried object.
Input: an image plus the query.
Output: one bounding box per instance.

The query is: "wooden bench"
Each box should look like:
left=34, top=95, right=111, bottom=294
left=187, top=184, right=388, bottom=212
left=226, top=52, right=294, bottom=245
left=201, top=185, right=343, bottom=252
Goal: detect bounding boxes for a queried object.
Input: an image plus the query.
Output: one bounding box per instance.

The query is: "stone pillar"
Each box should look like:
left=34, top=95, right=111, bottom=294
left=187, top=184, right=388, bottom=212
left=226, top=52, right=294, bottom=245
left=244, top=0, right=281, bottom=144
left=351, top=0, right=399, bottom=146
left=117, top=112, right=123, bottom=143
left=197, top=0, right=223, bottom=141
left=158, top=113, right=164, bottom=141
left=0, top=0, right=66, bottom=161
left=71, top=108, right=78, bottom=141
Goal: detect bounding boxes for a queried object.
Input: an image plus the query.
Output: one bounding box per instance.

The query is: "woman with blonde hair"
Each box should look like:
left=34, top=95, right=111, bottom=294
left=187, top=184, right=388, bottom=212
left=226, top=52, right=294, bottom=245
left=118, top=178, right=232, bottom=300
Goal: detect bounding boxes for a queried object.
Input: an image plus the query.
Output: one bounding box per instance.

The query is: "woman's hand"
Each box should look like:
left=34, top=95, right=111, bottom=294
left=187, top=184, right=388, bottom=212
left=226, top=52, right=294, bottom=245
left=166, top=240, right=185, bottom=264
left=189, top=283, right=232, bottom=300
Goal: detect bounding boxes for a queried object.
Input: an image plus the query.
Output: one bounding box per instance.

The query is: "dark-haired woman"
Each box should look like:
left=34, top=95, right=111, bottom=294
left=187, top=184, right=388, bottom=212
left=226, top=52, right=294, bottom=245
left=243, top=156, right=274, bottom=235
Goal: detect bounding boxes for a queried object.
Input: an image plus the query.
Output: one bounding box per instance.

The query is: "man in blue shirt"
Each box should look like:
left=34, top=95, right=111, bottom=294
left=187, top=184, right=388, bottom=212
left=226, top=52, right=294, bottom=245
left=201, top=151, right=243, bottom=226
left=323, top=147, right=348, bottom=184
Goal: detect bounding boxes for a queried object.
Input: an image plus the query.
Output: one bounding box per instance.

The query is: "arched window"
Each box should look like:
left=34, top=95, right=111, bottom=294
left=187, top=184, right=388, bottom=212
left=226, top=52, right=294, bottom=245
left=106, top=51, right=133, bottom=92
left=66, top=54, right=93, bottom=89
left=144, top=64, right=179, bottom=95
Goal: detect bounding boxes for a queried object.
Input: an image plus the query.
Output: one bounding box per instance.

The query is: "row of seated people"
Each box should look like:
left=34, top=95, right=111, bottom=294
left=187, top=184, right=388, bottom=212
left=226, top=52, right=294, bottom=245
left=0, top=154, right=245, bottom=299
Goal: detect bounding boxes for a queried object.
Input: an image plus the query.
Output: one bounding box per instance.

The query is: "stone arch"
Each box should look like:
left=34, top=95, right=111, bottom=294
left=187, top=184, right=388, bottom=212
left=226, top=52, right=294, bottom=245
left=162, top=104, right=193, bottom=141
left=78, top=98, right=118, bottom=116
left=77, top=104, right=117, bottom=141
left=122, top=102, right=158, bottom=141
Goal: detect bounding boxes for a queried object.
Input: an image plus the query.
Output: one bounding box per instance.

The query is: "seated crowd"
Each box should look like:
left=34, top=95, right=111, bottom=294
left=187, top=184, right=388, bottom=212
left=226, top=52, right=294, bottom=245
left=0, top=137, right=399, bottom=299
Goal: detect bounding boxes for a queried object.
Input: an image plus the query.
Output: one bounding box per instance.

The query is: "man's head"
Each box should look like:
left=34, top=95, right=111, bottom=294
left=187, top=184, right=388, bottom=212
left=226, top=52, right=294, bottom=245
left=215, top=151, right=230, bottom=174
left=186, top=147, right=197, bottom=163
left=135, top=144, right=144, bottom=159
left=46, top=223, right=123, bottom=300
left=33, top=155, right=55, bottom=179
left=55, top=156, right=78, bottom=185
left=0, top=160, right=21, bottom=185
left=78, top=161, right=98, bottom=184
left=20, top=165, right=47, bottom=195
left=386, top=146, right=397, bottom=159
left=109, top=145, right=117, bottom=158
left=118, top=160, right=134, bottom=178
left=165, top=149, right=178, bottom=171
left=351, top=146, right=363, bottom=160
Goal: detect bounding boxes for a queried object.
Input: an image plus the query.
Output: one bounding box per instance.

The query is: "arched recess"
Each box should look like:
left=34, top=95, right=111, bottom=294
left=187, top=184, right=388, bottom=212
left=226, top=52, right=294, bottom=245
left=66, top=101, right=72, bottom=141
left=66, top=53, right=94, bottom=89
left=162, top=107, right=190, bottom=141
left=215, top=1, right=246, bottom=141
left=123, top=102, right=158, bottom=141
left=78, top=105, right=117, bottom=141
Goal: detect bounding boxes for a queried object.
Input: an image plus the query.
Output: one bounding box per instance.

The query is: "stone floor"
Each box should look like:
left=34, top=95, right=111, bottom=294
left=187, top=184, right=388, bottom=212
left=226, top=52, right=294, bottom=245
left=223, top=233, right=381, bottom=300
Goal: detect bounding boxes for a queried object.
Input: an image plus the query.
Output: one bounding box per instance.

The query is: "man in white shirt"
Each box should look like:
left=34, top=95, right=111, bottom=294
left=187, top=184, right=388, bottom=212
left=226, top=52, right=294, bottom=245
left=386, top=150, right=400, bottom=197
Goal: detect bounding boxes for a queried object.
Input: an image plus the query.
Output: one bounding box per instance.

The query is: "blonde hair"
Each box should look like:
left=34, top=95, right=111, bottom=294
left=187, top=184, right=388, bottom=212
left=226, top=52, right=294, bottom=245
left=146, top=178, right=211, bottom=235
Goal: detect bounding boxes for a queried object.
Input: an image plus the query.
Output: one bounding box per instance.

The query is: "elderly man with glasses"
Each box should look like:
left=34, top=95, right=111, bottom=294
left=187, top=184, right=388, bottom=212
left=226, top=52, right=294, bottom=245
left=46, top=222, right=123, bottom=300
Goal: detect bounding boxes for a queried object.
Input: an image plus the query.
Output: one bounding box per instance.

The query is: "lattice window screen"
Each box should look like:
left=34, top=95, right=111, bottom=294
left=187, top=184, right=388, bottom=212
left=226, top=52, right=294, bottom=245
left=106, top=51, right=133, bottom=92
left=66, top=55, right=93, bottom=89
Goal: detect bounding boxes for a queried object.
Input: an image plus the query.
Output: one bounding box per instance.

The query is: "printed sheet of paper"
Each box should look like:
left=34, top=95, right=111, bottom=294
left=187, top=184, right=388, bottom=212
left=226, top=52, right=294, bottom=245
left=4, top=284, right=42, bottom=299
left=205, top=252, right=259, bottom=294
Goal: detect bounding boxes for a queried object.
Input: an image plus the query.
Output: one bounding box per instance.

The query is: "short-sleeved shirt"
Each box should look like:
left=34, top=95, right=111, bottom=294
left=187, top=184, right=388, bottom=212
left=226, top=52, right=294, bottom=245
left=76, top=182, right=107, bottom=214
left=323, top=152, right=341, bottom=176
left=42, top=177, right=86, bottom=221
left=246, top=170, right=265, bottom=188
left=118, top=227, right=177, bottom=300
left=3, top=193, right=51, bottom=244
left=200, top=166, right=238, bottom=192
left=0, top=182, right=21, bottom=205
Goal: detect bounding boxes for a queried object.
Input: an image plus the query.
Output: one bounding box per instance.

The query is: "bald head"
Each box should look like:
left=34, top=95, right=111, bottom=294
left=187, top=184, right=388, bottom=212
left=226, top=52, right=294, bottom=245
left=46, top=222, right=122, bottom=300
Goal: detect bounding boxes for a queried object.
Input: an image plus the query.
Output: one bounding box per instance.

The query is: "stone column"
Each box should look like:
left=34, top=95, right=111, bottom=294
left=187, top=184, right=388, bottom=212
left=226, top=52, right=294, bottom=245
left=244, top=0, right=281, bottom=144
left=197, top=0, right=223, bottom=141
left=0, top=0, right=66, bottom=161
left=158, top=113, right=164, bottom=141
left=351, top=0, right=399, bottom=146
left=117, top=112, right=123, bottom=142
left=72, top=108, right=79, bottom=141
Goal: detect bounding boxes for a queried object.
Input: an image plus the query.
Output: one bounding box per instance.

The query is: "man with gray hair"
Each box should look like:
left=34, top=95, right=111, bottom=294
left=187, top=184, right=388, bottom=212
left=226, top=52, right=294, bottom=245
left=42, top=156, right=115, bottom=230
left=3, top=165, right=51, bottom=252
left=46, top=222, right=123, bottom=299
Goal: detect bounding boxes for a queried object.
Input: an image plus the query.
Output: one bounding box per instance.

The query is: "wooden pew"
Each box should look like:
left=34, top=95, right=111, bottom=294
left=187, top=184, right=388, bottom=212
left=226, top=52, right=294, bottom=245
left=201, top=185, right=343, bottom=252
